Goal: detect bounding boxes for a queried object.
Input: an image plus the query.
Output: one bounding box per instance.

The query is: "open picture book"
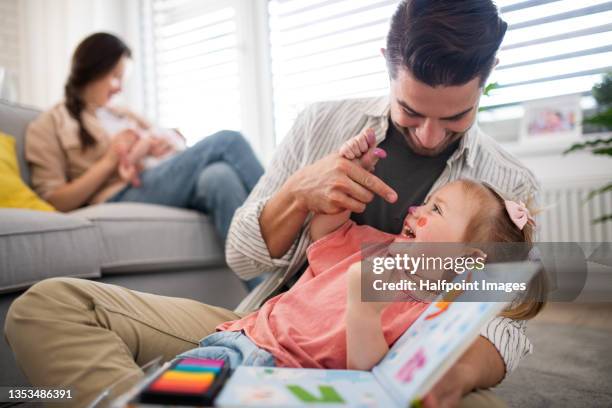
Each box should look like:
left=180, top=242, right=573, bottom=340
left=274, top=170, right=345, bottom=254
left=215, top=261, right=541, bottom=408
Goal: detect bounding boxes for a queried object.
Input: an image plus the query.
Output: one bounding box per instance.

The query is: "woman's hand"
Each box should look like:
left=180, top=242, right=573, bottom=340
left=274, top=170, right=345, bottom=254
left=149, top=136, right=175, bottom=158
left=46, top=128, right=139, bottom=211
left=104, top=129, right=139, bottom=167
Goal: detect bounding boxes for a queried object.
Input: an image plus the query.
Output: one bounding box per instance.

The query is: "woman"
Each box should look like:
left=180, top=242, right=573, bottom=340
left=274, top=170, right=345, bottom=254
left=26, top=32, right=264, bottom=247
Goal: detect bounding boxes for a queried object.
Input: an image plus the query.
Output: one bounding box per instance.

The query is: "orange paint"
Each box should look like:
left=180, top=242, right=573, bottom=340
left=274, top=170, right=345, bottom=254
left=424, top=272, right=473, bottom=320
left=417, top=217, right=427, bottom=227
left=424, top=301, right=450, bottom=320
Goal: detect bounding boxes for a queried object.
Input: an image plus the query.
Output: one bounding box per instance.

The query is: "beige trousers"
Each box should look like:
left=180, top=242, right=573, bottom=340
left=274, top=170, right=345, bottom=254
left=4, top=277, right=506, bottom=408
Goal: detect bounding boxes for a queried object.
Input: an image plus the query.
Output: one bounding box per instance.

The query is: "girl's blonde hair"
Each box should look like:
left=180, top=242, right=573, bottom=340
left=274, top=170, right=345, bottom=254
left=459, top=179, right=547, bottom=320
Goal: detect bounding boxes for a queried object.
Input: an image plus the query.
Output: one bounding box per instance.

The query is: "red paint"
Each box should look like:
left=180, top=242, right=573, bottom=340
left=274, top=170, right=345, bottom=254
left=417, top=217, right=427, bottom=227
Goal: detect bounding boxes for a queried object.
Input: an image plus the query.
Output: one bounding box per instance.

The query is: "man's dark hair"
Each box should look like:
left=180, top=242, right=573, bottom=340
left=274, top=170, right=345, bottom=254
left=386, top=0, right=507, bottom=87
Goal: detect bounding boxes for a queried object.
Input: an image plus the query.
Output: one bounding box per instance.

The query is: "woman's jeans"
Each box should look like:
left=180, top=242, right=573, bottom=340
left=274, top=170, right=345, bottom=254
left=108, top=130, right=266, bottom=290
left=177, top=331, right=275, bottom=370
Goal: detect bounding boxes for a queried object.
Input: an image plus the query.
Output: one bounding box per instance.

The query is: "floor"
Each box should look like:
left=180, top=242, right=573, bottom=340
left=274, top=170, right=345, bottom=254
left=496, top=302, right=612, bottom=408
left=531, top=302, right=612, bottom=331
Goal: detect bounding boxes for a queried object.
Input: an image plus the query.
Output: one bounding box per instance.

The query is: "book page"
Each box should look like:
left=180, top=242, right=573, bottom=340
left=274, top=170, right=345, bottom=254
left=215, top=366, right=398, bottom=407
left=372, top=261, right=541, bottom=406
left=372, top=301, right=505, bottom=405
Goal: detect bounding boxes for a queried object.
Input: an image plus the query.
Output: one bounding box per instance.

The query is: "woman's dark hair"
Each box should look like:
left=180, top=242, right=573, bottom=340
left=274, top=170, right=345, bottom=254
left=65, top=32, right=131, bottom=150
left=385, top=0, right=507, bottom=87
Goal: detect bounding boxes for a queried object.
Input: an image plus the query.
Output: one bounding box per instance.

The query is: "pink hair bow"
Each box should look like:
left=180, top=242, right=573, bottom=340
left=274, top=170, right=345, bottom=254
left=504, top=200, right=535, bottom=230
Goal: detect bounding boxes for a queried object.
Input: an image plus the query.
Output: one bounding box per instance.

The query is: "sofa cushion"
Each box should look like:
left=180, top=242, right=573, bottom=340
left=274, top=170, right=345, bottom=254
left=71, top=202, right=225, bottom=273
left=0, top=133, right=55, bottom=211
left=0, top=209, right=101, bottom=293
left=0, top=100, right=42, bottom=185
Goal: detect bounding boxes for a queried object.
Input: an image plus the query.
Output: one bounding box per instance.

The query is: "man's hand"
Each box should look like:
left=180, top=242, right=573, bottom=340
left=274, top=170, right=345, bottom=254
left=288, top=152, right=397, bottom=215
left=421, top=362, right=476, bottom=408
left=309, top=128, right=390, bottom=242
left=420, top=336, right=505, bottom=408
left=260, top=128, right=397, bottom=259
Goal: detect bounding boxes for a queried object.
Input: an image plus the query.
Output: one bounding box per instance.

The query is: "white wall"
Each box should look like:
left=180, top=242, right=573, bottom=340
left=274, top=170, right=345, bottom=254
left=0, top=0, right=20, bottom=100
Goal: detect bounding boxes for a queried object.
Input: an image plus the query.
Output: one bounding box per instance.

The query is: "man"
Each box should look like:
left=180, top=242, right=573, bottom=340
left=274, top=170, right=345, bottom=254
left=226, top=0, right=538, bottom=406
left=5, top=1, right=538, bottom=407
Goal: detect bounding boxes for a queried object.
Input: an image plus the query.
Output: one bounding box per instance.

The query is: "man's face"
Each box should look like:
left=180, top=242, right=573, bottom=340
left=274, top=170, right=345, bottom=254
left=389, top=66, right=482, bottom=156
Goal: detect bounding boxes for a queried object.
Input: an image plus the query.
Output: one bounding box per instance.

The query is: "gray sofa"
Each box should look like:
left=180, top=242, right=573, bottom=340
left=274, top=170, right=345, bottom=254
left=0, top=99, right=248, bottom=387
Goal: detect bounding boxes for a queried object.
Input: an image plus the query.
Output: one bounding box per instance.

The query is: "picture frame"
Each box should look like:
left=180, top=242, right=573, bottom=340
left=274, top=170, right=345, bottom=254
left=519, top=94, right=582, bottom=145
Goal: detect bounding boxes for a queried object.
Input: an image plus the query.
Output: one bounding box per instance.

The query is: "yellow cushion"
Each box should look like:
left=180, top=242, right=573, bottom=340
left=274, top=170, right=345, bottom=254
left=0, top=132, right=55, bottom=211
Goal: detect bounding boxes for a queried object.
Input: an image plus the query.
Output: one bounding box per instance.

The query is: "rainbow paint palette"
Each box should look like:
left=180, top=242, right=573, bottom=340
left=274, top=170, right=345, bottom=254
left=138, top=358, right=229, bottom=406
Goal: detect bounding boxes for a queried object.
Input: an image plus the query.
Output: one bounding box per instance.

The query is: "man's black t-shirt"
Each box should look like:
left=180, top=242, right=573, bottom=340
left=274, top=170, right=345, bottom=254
left=350, top=120, right=460, bottom=234
left=283, top=121, right=461, bottom=290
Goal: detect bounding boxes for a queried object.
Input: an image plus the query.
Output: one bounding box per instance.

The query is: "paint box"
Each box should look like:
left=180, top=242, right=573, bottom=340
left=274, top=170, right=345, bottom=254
left=138, top=358, right=229, bottom=406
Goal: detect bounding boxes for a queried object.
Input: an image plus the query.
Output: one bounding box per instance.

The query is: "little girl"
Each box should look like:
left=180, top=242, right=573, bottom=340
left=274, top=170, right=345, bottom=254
left=178, top=130, right=543, bottom=371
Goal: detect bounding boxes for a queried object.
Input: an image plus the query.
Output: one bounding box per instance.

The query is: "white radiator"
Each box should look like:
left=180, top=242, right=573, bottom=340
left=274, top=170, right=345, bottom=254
left=539, top=178, right=612, bottom=242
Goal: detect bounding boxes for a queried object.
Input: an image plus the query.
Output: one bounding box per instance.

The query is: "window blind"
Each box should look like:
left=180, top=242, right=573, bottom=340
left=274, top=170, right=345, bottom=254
left=484, top=0, right=612, bottom=116
left=141, top=0, right=242, bottom=144
left=269, top=0, right=612, bottom=142
left=269, top=0, right=397, bottom=142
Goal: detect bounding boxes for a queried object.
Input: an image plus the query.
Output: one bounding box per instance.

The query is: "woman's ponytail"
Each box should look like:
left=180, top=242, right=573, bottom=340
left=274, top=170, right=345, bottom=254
left=65, top=79, right=96, bottom=150
left=63, top=32, right=131, bottom=151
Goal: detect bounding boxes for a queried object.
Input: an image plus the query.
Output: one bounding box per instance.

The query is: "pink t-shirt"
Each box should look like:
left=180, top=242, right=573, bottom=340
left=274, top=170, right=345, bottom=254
left=217, top=221, right=429, bottom=369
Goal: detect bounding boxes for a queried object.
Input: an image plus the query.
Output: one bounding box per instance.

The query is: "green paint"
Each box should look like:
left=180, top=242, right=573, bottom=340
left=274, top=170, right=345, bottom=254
left=286, top=385, right=345, bottom=403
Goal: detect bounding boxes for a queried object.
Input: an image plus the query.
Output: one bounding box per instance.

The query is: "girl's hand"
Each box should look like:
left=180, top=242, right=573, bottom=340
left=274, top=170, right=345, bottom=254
left=339, top=128, right=376, bottom=159
left=339, top=128, right=387, bottom=172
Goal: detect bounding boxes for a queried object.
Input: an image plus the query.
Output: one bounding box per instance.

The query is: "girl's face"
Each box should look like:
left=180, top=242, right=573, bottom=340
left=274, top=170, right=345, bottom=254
left=398, top=182, right=476, bottom=243
left=81, top=55, right=129, bottom=108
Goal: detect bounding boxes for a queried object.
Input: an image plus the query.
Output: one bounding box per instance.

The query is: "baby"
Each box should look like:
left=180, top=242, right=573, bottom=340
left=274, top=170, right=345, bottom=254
left=97, top=106, right=185, bottom=187
left=115, top=128, right=184, bottom=187
left=177, top=129, right=542, bottom=372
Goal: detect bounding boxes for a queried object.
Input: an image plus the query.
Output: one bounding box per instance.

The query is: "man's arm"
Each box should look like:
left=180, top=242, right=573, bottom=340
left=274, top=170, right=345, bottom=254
left=260, top=154, right=392, bottom=258
left=226, top=104, right=397, bottom=280
left=422, top=336, right=505, bottom=408
left=422, top=316, right=533, bottom=408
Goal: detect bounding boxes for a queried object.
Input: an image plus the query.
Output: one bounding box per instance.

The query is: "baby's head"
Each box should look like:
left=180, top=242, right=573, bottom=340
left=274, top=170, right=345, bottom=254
left=399, top=179, right=534, bottom=244
left=399, top=179, right=545, bottom=320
